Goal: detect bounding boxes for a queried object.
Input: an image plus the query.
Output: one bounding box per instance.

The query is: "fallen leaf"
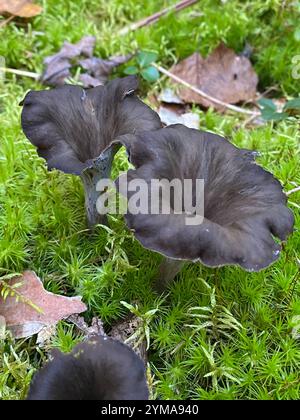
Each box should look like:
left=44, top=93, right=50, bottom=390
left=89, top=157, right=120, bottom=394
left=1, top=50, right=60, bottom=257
left=41, top=36, right=132, bottom=87
left=79, top=54, right=132, bottom=86
left=79, top=73, right=103, bottom=88
left=0, top=271, right=87, bottom=339
left=41, top=36, right=96, bottom=86
left=158, top=105, right=199, bottom=128
left=0, top=0, right=42, bottom=18
left=170, top=43, right=258, bottom=110
left=41, top=60, right=71, bottom=86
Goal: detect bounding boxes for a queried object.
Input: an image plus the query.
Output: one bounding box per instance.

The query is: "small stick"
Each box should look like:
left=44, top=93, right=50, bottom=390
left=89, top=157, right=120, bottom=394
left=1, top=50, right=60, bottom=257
left=0, top=67, right=39, bottom=79
left=286, top=186, right=300, bottom=196
left=119, top=0, right=199, bottom=35
left=0, top=15, right=15, bottom=28
left=153, top=63, right=260, bottom=116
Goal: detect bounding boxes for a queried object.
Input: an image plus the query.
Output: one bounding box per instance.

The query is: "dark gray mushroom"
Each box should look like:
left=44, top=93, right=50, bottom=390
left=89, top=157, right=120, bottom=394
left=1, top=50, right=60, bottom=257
left=114, top=124, right=294, bottom=291
left=20, top=76, right=161, bottom=227
left=27, top=336, right=148, bottom=400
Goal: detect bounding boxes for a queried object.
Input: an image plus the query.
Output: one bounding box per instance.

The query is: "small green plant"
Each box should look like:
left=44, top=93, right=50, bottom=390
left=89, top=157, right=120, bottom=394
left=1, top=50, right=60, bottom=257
left=124, top=51, right=160, bottom=82
left=0, top=334, right=37, bottom=400
left=50, top=322, right=84, bottom=353
left=201, top=342, right=241, bottom=390
left=120, top=301, right=159, bottom=350
left=185, top=279, right=243, bottom=340
left=258, top=97, right=300, bottom=121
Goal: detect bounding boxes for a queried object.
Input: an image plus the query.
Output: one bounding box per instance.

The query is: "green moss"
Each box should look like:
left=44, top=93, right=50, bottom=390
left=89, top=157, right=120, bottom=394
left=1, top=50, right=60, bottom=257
left=0, top=0, right=299, bottom=400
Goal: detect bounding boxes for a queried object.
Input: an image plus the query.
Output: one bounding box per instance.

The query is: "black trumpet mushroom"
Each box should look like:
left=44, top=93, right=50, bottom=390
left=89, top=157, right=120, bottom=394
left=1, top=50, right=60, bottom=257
left=27, top=336, right=148, bottom=400
left=114, top=124, right=294, bottom=291
left=20, top=76, right=161, bottom=227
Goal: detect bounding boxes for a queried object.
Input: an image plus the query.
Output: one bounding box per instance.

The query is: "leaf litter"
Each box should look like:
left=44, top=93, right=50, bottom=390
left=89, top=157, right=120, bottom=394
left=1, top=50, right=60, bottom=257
left=41, top=36, right=132, bottom=87
left=0, top=271, right=87, bottom=339
left=169, top=43, right=258, bottom=110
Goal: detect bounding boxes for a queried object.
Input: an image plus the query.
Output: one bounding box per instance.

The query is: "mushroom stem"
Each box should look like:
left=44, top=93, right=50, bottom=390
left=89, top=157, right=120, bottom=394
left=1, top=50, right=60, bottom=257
left=80, top=148, right=116, bottom=229
left=155, top=258, right=184, bottom=292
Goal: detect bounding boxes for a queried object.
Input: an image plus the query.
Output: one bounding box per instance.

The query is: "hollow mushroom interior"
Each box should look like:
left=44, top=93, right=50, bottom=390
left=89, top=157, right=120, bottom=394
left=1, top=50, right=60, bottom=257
left=116, top=124, right=294, bottom=271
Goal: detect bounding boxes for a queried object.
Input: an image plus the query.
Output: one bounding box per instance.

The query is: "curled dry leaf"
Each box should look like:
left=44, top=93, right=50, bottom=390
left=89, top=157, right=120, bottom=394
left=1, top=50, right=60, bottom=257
left=170, top=43, right=258, bottom=110
left=79, top=73, right=103, bottom=88
left=0, top=0, right=42, bottom=18
left=41, top=35, right=132, bottom=87
left=0, top=271, right=87, bottom=339
left=41, top=36, right=96, bottom=86
left=79, top=54, right=133, bottom=87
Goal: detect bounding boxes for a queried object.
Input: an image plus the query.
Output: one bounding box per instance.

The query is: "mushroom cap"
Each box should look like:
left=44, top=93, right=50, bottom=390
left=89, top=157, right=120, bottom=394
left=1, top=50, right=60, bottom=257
left=20, top=76, right=161, bottom=175
left=116, top=124, right=294, bottom=271
left=27, top=336, right=148, bottom=400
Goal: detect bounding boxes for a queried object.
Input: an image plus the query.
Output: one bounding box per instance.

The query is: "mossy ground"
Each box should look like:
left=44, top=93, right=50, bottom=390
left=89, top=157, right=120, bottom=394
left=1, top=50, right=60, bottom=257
left=0, top=0, right=299, bottom=400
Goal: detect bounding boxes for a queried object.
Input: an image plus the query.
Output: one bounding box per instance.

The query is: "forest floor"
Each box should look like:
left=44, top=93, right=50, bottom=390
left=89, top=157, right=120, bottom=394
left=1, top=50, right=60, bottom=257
left=0, top=0, right=299, bottom=400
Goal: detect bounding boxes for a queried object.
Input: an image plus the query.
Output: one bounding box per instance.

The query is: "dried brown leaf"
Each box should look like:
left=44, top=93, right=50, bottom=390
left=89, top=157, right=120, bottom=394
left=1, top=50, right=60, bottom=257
left=0, top=271, right=87, bottom=339
left=170, top=43, right=258, bottom=110
left=41, top=36, right=132, bottom=87
left=0, top=0, right=42, bottom=18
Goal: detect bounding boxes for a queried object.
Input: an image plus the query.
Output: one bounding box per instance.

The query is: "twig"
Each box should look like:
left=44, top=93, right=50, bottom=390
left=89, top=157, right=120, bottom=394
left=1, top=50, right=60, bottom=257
left=119, top=0, right=199, bottom=35
left=153, top=63, right=260, bottom=116
left=0, top=67, right=39, bottom=79
left=0, top=15, right=15, bottom=28
left=286, top=186, right=300, bottom=196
